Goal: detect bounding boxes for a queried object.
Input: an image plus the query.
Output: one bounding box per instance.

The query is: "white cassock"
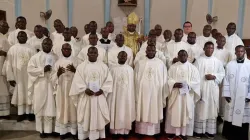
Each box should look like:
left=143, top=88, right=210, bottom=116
left=156, top=34, right=165, bottom=44
left=77, top=45, right=106, bottom=63
left=213, top=47, right=232, bottom=117
left=224, top=33, right=244, bottom=59
left=109, top=64, right=135, bottom=134
left=82, top=33, right=102, bottom=46
left=6, top=43, right=36, bottom=115
left=182, top=33, right=188, bottom=43
left=72, top=37, right=84, bottom=51
left=108, top=33, right=116, bottom=42
left=161, top=40, right=174, bottom=52
left=196, top=35, right=217, bottom=49
left=164, top=41, right=191, bottom=68
left=27, top=51, right=57, bottom=133
left=140, top=40, right=163, bottom=51
left=27, top=36, right=46, bottom=52
left=0, top=33, right=11, bottom=116
left=194, top=55, right=225, bottom=134
left=189, top=43, right=203, bottom=63
left=69, top=60, right=112, bottom=140
left=108, top=44, right=133, bottom=68
left=134, top=57, right=168, bottom=135
left=134, top=49, right=166, bottom=66
left=223, top=59, right=250, bottom=127
left=53, top=40, right=81, bottom=58
left=51, top=31, right=64, bottom=45
left=8, top=29, right=33, bottom=46
left=165, top=61, right=200, bottom=136
left=52, top=56, right=81, bottom=135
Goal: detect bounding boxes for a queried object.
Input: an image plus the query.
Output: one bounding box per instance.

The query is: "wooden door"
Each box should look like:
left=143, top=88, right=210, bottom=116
left=0, top=10, right=6, bottom=21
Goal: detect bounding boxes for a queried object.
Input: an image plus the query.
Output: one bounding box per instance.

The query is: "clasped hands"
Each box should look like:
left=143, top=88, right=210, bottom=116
left=85, top=88, right=103, bottom=96
left=57, top=64, right=76, bottom=77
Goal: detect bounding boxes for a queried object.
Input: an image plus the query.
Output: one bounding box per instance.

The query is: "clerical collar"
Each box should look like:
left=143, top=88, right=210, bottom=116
left=217, top=47, right=223, bottom=50
left=237, top=58, right=244, bottom=63
left=128, top=31, right=135, bottom=35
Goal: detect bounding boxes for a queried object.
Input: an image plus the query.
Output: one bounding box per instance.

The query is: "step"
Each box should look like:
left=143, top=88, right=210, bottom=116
left=0, top=115, right=35, bottom=130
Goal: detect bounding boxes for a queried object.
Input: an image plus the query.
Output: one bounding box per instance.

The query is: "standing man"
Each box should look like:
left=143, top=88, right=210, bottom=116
left=165, top=50, right=200, bottom=140
left=196, top=25, right=217, bottom=48
left=8, top=16, right=33, bottom=46
left=52, top=43, right=80, bottom=140
left=6, top=31, right=36, bottom=122
left=134, top=44, right=168, bottom=138
left=222, top=45, right=250, bottom=140
left=106, top=21, right=116, bottom=42
left=187, top=32, right=203, bottom=63
left=109, top=51, right=135, bottom=139
left=123, top=12, right=143, bottom=56
left=27, top=38, right=57, bottom=138
left=82, top=21, right=102, bottom=46
left=27, top=25, right=46, bottom=52
left=70, top=47, right=113, bottom=140
left=0, top=20, right=11, bottom=119
left=154, top=24, right=164, bottom=44
left=194, top=41, right=225, bottom=139
left=84, top=24, right=90, bottom=35
left=182, top=21, right=192, bottom=42
left=224, top=22, right=244, bottom=59
left=51, top=19, right=65, bottom=44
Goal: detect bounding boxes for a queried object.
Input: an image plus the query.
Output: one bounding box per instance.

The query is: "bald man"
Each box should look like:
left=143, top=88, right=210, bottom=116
left=82, top=21, right=102, bottom=46
left=196, top=25, right=217, bottom=49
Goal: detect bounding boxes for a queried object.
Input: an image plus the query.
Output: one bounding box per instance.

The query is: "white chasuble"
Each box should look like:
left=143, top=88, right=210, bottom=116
left=194, top=55, right=225, bottom=120
left=140, top=41, right=163, bottom=51
left=82, top=33, right=102, bottom=46
left=134, top=49, right=166, bottom=66
left=108, top=44, right=133, bottom=68
left=0, top=33, right=10, bottom=97
left=224, top=34, right=244, bottom=59
left=51, top=31, right=63, bottom=45
left=109, top=64, right=135, bottom=131
left=27, top=51, right=57, bottom=117
left=27, top=36, right=46, bottom=52
left=167, top=61, right=200, bottom=128
left=53, top=40, right=80, bottom=58
left=77, top=45, right=106, bottom=63
left=51, top=56, right=81, bottom=124
left=196, top=36, right=217, bottom=49
left=69, top=60, right=112, bottom=132
left=164, top=41, right=191, bottom=67
left=223, top=59, right=250, bottom=127
left=8, top=29, right=33, bottom=46
left=213, top=47, right=232, bottom=67
left=6, top=43, right=36, bottom=106
left=134, top=57, right=168, bottom=124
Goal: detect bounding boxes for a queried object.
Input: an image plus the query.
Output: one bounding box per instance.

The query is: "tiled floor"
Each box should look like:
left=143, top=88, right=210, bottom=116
left=0, top=131, right=227, bottom=140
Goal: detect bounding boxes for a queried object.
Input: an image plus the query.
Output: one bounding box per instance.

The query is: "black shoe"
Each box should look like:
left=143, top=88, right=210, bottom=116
left=40, top=133, right=47, bottom=138
left=17, top=115, right=26, bottom=122
left=60, top=134, right=67, bottom=140
left=27, top=114, right=35, bottom=121
left=180, top=135, right=188, bottom=140
left=217, top=116, right=224, bottom=124
left=51, top=132, right=60, bottom=137
left=123, top=134, right=129, bottom=139
left=0, top=115, right=10, bottom=120
left=205, top=133, right=215, bottom=139
left=194, top=132, right=202, bottom=139
left=72, top=134, right=78, bottom=140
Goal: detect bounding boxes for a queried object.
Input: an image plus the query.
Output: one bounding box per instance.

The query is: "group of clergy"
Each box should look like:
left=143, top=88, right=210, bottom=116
left=0, top=11, right=249, bottom=140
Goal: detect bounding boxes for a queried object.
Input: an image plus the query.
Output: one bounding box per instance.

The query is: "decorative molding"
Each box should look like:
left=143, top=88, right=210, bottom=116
left=15, top=0, right=21, bottom=17
left=237, top=0, right=245, bottom=38
left=144, top=0, right=150, bottom=35
left=181, top=0, right=187, bottom=26
left=104, top=0, right=111, bottom=24
left=67, top=0, right=73, bottom=27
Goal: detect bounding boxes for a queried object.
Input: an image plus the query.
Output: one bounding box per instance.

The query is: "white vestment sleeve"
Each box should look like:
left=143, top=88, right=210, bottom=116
left=214, top=61, right=225, bottom=85
left=5, top=51, right=14, bottom=81
left=101, top=70, right=113, bottom=98
left=222, top=66, right=231, bottom=97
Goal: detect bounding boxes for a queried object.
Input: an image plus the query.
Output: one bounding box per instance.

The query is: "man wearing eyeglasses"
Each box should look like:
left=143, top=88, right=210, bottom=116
left=182, top=21, right=192, bottom=43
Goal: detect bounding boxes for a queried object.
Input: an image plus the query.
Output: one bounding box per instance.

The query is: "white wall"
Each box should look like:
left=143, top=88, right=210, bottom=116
left=22, top=0, right=46, bottom=32
left=150, top=0, right=181, bottom=34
